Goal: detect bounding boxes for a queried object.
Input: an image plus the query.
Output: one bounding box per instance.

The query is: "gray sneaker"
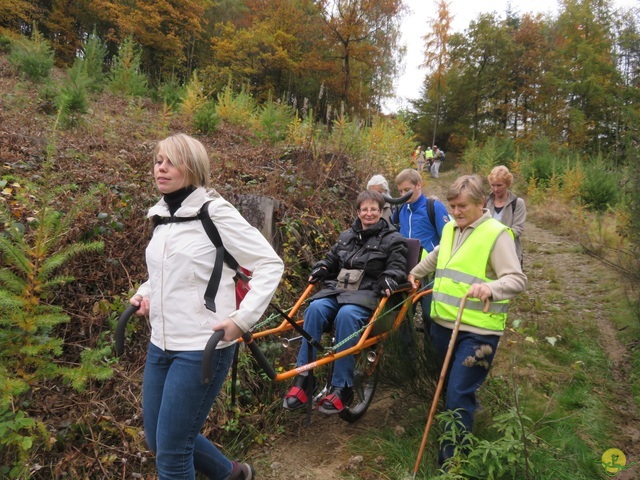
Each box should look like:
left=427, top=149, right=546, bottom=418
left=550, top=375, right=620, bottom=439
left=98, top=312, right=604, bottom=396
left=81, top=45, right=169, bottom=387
left=229, top=461, right=254, bottom=480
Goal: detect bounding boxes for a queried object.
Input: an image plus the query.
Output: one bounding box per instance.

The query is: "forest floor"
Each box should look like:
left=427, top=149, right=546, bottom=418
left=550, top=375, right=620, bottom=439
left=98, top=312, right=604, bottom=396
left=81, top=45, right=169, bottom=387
left=244, top=171, right=640, bottom=480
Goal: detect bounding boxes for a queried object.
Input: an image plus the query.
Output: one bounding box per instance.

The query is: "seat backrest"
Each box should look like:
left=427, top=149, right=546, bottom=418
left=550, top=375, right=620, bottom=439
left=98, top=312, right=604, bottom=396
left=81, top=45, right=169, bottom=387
left=404, top=238, right=422, bottom=274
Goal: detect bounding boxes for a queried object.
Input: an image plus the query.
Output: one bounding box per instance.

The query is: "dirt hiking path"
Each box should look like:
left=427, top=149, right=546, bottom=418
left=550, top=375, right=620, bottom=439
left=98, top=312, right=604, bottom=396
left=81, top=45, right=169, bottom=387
left=247, top=184, right=640, bottom=479
left=520, top=222, right=640, bottom=480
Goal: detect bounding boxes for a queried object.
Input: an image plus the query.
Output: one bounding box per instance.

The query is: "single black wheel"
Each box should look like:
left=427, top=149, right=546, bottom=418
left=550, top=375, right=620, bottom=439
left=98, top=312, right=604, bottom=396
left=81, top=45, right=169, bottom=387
left=339, top=347, right=380, bottom=422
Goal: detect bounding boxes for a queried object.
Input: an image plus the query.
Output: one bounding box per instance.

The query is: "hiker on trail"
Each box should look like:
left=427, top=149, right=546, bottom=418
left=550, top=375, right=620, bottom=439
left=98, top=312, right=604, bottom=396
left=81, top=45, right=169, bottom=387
left=366, top=174, right=393, bottom=222
left=283, top=190, right=407, bottom=415
left=431, top=145, right=444, bottom=178
left=407, top=174, right=527, bottom=467
left=485, top=165, right=526, bottom=266
left=413, top=145, right=426, bottom=171
left=393, top=168, right=450, bottom=337
left=129, top=133, right=284, bottom=480
left=425, top=146, right=434, bottom=169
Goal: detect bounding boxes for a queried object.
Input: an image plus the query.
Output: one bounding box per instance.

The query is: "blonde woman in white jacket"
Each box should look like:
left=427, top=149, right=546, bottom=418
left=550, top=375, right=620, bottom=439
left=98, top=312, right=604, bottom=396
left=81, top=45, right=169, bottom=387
left=130, top=133, right=284, bottom=480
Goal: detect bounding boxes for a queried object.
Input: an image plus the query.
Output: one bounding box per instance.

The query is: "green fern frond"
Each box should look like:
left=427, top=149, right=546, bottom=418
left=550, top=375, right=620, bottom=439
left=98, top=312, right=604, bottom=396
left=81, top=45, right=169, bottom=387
left=28, top=313, right=69, bottom=328
left=20, top=337, right=64, bottom=357
left=0, top=291, right=25, bottom=316
left=0, top=235, right=32, bottom=275
left=61, top=346, right=114, bottom=392
left=39, top=275, right=76, bottom=292
left=0, top=269, right=27, bottom=294
left=38, top=241, right=104, bottom=281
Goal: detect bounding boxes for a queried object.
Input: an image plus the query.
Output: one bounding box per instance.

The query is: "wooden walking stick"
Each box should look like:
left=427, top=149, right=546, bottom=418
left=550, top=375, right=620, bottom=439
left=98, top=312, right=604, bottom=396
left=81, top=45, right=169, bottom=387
left=412, top=294, right=490, bottom=479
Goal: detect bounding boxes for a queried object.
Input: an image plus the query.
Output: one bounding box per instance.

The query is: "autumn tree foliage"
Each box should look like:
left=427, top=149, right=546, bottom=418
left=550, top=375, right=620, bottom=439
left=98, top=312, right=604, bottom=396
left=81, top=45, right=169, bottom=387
left=3, top=0, right=405, bottom=118
left=318, top=0, right=406, bottom=112
left=208, top=0, right=331, bottom=107
left=3, top=0, right=640, bottom=145
left=420, top=0, right=453, bottom=146
left=0, top=0, right=38, bottom=35
left=413, top=0, right=640, bottom=157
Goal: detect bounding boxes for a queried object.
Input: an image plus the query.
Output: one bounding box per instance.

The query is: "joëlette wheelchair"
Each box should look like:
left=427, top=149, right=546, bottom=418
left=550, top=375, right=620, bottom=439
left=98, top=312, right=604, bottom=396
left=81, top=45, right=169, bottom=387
left=115, top=236, right=428, bottom=423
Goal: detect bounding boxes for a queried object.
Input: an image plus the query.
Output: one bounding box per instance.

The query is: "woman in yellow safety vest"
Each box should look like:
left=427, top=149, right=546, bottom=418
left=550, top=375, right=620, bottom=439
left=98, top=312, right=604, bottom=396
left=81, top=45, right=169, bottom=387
left=408, top=174, right=527, bottom=467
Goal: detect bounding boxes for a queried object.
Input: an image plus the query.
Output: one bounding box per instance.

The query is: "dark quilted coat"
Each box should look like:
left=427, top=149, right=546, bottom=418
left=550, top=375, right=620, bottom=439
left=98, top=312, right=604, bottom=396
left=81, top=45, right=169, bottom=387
left=312, top=218, right=408, bottom=310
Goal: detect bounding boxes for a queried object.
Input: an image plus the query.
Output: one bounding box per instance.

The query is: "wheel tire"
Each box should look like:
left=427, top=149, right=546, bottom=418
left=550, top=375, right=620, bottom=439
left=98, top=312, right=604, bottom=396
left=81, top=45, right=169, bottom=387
left=339, top=347, right=380, bottom=422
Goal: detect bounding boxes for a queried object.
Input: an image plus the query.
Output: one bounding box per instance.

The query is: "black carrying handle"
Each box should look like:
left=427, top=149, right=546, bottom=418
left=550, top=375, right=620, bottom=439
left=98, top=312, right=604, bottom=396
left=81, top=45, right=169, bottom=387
left=382, top=191, right=413, bottom=205
left=201, top=330, right=277, bottom=384
left=115, top=304, right=139, bottom=357
left=201, top=330, right=226, bottom=384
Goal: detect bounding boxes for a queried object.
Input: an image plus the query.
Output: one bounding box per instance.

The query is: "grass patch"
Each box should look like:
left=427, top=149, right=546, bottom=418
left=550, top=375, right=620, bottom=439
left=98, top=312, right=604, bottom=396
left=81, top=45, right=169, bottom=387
left=341, top=220, right=636, bottom=479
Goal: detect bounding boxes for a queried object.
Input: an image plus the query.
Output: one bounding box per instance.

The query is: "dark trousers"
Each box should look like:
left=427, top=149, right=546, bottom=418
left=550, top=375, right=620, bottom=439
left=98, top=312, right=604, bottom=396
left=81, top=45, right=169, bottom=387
left=430, top=322, right=500, bottom=466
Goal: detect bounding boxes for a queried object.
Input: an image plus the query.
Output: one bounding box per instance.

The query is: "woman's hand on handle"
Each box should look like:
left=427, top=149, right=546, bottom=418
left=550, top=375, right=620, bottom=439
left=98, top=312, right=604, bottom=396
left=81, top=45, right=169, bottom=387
left=215, top=318, right=244, bottom=342
left=467, top=283, right=492, bottom=302
left=407, top=274, right=420, bottom=289
left=129, top=295, right=150, bottom=316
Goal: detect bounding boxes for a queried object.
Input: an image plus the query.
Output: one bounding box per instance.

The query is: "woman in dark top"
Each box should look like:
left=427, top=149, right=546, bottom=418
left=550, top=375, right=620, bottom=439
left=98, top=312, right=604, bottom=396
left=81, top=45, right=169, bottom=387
left=283, top=190, right=407, bottom=414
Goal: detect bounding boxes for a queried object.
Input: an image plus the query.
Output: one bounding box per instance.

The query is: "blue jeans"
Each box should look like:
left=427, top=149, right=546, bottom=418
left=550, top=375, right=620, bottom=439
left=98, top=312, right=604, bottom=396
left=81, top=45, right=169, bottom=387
left=296, top=297, right=371, bottom=387
left=143, top=343, right=235, bottom=480
left=430, top=322, right=500, bottom=465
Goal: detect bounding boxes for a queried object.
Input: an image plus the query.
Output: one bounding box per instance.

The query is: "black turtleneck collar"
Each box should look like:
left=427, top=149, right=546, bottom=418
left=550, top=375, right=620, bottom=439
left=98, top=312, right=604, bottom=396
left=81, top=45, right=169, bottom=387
left=164, top=186, right=196, bottom=216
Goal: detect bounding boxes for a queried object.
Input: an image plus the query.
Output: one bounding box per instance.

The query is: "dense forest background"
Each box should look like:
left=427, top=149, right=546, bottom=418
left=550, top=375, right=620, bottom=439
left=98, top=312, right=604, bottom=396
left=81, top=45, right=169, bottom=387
left=1, top=0, right=640, bottom=478
left=2, top=0, right=640, bottom=154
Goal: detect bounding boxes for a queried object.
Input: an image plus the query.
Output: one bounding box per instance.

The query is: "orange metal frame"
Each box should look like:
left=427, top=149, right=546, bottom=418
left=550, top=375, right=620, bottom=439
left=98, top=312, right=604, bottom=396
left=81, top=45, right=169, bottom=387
left=245, top=283, right=433, bottom=382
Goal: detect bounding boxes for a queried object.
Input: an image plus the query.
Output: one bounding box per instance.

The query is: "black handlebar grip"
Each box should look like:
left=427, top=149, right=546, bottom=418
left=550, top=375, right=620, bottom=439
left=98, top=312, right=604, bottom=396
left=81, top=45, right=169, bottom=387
left=241, top=332, right=277, bottom=380
left=115, top=304, right=139, bottom=357
left=201, top=330, right=226, bottom=384
left=382, top=191, right=413, bottom=205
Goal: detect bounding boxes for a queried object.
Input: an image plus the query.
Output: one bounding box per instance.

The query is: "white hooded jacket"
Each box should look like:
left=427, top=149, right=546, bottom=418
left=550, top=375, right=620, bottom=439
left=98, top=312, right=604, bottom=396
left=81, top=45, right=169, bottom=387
left=135, top=187, right=284, bottom=351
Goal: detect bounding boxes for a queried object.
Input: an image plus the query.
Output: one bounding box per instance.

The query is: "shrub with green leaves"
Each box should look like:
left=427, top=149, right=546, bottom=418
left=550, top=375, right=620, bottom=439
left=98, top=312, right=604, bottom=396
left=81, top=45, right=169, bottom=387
left=256, top=95, right=295, bottom=144
left=155, top=79, right=186, bottom=109
left=0, top=183, right=110, bottom=477
left=581, top=162, right=619, bottom=211
left=0, top=35, right=11, bottom=53
left=56, top=61, right=90, bottom=127
left=216, top=85, right=257, bottom=126
left=82, top=32, right=107, bottom=92
left=521, top=152, right=559, bottom=186
left=108, top=36, right=148, bottom=97
left=460, top=137, right=504, bottom=175
left=435, top=408, right=536, bottom=479
left=193, top=101, right=220, bottom=134
left=8, top=26, right=54, bottom=82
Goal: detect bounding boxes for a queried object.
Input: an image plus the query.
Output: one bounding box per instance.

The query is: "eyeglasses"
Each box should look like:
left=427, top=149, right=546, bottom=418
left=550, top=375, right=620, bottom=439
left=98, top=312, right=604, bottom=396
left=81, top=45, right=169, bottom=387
left=359, top=208, right=380, bottom=214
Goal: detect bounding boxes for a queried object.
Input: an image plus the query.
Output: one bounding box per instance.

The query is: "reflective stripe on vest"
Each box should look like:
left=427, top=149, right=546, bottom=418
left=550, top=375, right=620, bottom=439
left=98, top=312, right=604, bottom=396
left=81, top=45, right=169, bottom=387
left=431, top=219, right=513, bottom=332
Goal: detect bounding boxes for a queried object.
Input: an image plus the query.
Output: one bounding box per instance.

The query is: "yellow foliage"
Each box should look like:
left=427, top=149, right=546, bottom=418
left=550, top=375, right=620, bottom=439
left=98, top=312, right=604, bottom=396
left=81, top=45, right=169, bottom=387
left=547, top=172, right=561, bottom=201
left=181, top=71, right=207, bottom=116
left=526, top=177, right=546, bottom=205
left=560, top=160, right=584, bottom=203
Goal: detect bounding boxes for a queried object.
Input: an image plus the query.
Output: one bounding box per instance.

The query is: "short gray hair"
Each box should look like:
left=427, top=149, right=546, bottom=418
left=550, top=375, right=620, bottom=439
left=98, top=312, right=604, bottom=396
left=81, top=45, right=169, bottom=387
left=366, top=174, right=389, bottom=194
left=446, top=175, right=485, bottom=205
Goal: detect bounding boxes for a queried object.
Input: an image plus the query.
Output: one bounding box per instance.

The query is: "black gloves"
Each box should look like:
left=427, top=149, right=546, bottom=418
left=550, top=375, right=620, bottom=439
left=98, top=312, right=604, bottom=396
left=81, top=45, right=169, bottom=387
left=378, top=276, right=399, bottom=296
left=309, top=266, right=328, bottom=284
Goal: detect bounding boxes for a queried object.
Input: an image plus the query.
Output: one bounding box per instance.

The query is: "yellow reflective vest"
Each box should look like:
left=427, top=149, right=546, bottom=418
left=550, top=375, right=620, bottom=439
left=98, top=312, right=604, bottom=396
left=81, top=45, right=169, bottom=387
left=431, top=219, right=513, bottom=333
